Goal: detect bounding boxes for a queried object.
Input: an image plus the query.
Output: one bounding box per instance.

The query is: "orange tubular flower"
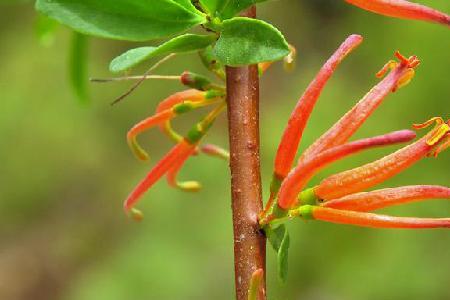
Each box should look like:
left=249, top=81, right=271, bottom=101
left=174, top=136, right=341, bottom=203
left=261, top=35, right=362, bottom=217
left=276, top=129, right=417, bottom=210
left=323, top=185, right=450, bottom=211
left=299, top=52, right=420, bottom=162
left=127, top=90, right=219, bottom=161
left=295, top=205, right=450, bottom=229
left=345, top=0, right=450, bottom=26
left=124, top=140, right=195, bottom=216
left=274, top=34, right=363, bottom=180
left=314, top=117, right=450, bottom=201
left=124, top=104, right=225, bottom=219
left=166, top=154, right=202, bottom=192
left=155, top=89, right=222, bottom=142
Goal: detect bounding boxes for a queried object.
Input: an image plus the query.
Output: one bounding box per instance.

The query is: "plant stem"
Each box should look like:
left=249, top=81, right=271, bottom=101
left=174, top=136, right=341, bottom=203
left=225, top=7, right=266, bottom=300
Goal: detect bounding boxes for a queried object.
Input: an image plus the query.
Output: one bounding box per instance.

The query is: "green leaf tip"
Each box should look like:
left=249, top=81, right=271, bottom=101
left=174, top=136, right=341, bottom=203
left=110, top=34, right=216, bottom=73
left=36, top=0, right=206, bottom=41
left=214, top=17, right=289, bottom=66
left=69, top=31, right=90, bottom=104
left=266, top=224, right=290, bottom=282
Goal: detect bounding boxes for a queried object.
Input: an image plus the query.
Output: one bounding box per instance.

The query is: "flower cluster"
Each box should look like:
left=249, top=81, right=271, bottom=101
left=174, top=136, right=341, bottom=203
left=122, top=52, right=295, bottom=220
left=121, top=0, right=450, bottom=224
left=260, top=35, right=449, bottom=229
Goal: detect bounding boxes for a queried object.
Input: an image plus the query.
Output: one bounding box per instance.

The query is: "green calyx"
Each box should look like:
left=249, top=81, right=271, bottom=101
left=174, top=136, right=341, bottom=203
left=186, top=121, right=213, bottom=144
left=173, top=103, right=194, bottom=114
left=298, top=187, right=319, bottom=206
left=296, top=205, right=316, bottom=221
left=205, top=89, right=225, bottom=99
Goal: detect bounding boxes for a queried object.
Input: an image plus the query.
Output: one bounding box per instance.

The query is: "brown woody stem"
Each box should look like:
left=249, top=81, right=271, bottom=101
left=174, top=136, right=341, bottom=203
left=225, top=7, right=266, bottom=300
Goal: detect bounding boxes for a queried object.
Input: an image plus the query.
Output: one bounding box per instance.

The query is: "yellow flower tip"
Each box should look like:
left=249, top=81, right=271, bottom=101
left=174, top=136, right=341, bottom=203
left=394, top=68, right=415, bottom=91
left=413, top=117, right=450, bottom=147
left=130, top=208, right=144, bottom=222
left=177, top=181, right=202, bottom=192
left=127, top=136, right=150, bottom=161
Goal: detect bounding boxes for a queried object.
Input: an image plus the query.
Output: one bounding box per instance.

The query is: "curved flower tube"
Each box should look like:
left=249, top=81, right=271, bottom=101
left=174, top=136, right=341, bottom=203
left=345, top=0, right=450, bottom=26
left=274, top=34, right=363, bottom=180
left=276, top=129, right=416, bottom=210
left=155, top=89, right=224, bottom=143
left=322, top=185, right=450, bottom=211
left=128, top=91, right=222, bottom=160
left=261, top=35, right=362, bottom=217
left=166, top=152, right=202, bottom=192
left=200, top=144, right=230, bottom=160
left=124, top=140, right=195, bottom=216
left=295, top=205, right=450, bottom=229
left=314, top=118, right=450, bottom=201
left=298, top=52, right=420, bottom=162
left=124, top=104, right=225, bottom=219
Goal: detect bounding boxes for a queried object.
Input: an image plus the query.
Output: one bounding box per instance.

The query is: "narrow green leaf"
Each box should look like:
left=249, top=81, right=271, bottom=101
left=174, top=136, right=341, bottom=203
left=110, top=34, right=216, bottom=73
left=69, top=32, right=89, bottom=104
left=219, top=0, right=268, bottom=19
left=214, top=17, right=289, bottom=66
left=35, top=14, right=59, bottom=46
left=35, top=0, right=206, bottom=41
left=173, top=0, right=201, bottom=13
left=266, top=224, right=290, bottom=283
left=277, top=229, right=290, bottom=282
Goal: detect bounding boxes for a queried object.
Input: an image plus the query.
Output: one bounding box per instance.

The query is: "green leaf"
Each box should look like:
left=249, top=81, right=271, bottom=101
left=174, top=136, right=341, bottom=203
left=173, top=0, right=201, bottom=13
left=35, top=0, right=206, bottom=41
left=69, top=31, right=89, bottom=104
left=214, top=17, right=289, bottom=66
left=219, top=0, right=268, bottom=19
left=277, top=228, right=290, bottom=282
left=110, top=34, right=216, bottom=73
left=266, top=224, right=290, bottom=282
left=199, top=0, right=223, bottom=15
left=35, top=14, right=59, bottom=46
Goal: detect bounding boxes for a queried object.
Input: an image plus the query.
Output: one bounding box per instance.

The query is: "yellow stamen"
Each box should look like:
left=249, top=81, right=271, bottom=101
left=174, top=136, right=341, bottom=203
left=413, top=117, right=450, bottom=147
left=413, top=117, right=444, bottom=129
left=395, top=68, right=415, bottom=90
left=427, top=123, right=450, bottom=146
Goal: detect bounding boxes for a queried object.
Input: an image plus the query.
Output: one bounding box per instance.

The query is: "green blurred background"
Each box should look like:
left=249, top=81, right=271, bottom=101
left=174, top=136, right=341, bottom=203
left=0, top=1, right=449, bottom=299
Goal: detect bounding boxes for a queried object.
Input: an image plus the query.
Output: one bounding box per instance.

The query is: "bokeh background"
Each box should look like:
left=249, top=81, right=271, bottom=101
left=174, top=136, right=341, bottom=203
left=0, top=1, right=449, bottom=299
